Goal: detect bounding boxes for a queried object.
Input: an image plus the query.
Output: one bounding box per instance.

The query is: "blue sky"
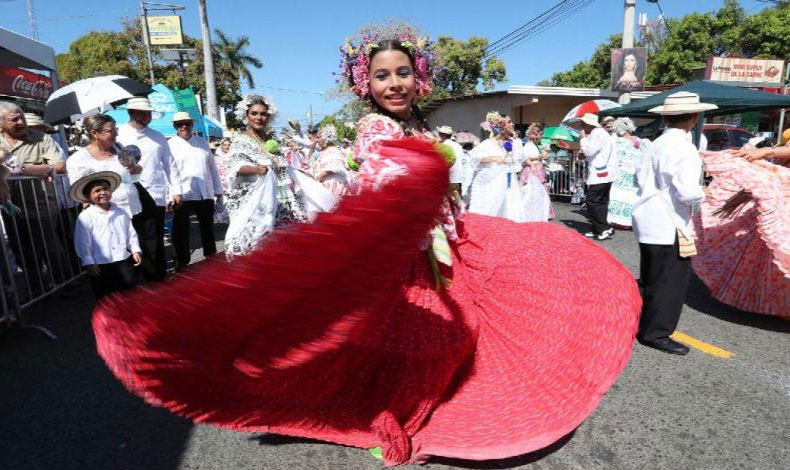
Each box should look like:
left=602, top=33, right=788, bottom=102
left=0, top=0, right=771, bottom=126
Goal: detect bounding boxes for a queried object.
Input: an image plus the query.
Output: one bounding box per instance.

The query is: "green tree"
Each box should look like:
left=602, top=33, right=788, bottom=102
left=55, top=19, right=248, bottom=123
left=549, top=34, right=622, bottom=88
left=430, top=36, right=506, bottom=103
left=213, top=29, right=264, bottom=89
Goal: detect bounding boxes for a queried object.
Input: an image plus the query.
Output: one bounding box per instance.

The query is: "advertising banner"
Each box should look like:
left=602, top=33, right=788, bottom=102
left=611, top=47, right=647, bottom=93
left=0, top=66, right=58, bottom=101
left=705, top=57, right=784, bottom=85
left=146, top=15, right=184, bottom=45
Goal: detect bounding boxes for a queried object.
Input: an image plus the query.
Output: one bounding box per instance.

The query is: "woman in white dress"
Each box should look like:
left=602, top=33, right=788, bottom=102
left=311, top=124, right=353, bottom=197
left=223, top=95, right=337, bottom=258
left=607, top=118, right=644, bottom=228
left=468, top=112, right=526, bottom=222
left=519, top=124, right=553, bottom=222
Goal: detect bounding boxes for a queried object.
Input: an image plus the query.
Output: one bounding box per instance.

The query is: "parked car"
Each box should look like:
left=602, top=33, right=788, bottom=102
left=703, top=124, right=754, bottom=151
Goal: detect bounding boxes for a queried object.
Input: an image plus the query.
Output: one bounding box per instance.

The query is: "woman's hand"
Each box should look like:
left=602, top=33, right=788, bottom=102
left=731, top=147, right=772, bottom=162
left=257, top=165, right=268, bottom=176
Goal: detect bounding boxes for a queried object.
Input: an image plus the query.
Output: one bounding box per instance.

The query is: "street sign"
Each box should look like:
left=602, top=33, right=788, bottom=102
left=145, top=15, right=184, bottom=45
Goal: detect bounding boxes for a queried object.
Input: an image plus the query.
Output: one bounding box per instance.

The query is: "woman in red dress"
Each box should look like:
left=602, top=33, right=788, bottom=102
left=92, top=24, right=641, bottom=466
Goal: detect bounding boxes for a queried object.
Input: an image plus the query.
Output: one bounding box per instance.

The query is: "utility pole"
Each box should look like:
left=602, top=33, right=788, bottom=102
left=197, top=0, right=219, bottom=120
left=620, top=0, right=636, bottom=105
left=140, top=2, right=157, bottom=85
left=25, top=0, right=38, bottom=40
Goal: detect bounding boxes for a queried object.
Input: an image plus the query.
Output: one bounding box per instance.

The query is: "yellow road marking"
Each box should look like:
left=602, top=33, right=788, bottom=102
left=670, top=331, right=735, bottom=359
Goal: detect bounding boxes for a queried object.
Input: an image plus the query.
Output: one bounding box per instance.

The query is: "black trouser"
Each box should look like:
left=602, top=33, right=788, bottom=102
left=172, top=199, right=216, bottom=270
left=88, top=257, right=139, bottom=299
left=132, top=183, right=166, bottom=282
left=638, top=238, right=691, bottom=341
left=585, top=182, right=612, bottom=235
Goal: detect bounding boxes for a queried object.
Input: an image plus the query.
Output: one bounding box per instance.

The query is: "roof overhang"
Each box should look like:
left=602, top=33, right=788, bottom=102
left=0, top=27, right=56, bottom=71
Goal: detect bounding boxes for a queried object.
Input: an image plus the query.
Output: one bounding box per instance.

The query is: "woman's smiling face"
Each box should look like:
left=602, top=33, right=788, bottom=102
left=368, top=49, right=417, bottom=119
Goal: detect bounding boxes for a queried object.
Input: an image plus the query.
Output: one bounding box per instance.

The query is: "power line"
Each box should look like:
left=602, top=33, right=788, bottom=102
left=484, top=0, right=596, bottom=60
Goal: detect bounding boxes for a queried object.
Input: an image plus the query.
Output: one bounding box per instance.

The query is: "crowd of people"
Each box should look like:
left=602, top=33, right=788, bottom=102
left=0, top=18, right=787, bottom=468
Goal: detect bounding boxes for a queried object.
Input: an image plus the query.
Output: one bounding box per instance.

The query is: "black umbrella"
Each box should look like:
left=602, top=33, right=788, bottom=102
left=44, top=75, right=153, bottom=125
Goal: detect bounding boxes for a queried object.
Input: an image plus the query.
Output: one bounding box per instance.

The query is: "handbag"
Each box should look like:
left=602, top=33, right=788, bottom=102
left=658, top=194, right=697, bottom=258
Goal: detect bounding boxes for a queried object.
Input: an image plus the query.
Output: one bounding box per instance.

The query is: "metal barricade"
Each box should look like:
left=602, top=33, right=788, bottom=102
left=0, top=174, right=80, bottom=337
left=547, top=153, right=587, bottom=202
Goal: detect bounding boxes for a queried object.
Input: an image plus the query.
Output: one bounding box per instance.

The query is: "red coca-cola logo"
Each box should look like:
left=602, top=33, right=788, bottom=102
left=11, top=74, right=53, bottom=100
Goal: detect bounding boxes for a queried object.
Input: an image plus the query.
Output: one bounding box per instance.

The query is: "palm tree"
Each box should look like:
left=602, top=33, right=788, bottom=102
left=213, top=29, right=263, bottom=89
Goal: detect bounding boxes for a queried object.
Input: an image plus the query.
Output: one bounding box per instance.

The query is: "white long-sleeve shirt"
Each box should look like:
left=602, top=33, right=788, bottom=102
left=580, top=127, right=614, bottom=185
left=168, top=135, right=223, bottom=201
left=66, top=148, right=143, bottom=217
left=444, top=139, right=466, bottom=184
left=116, top=124, right=180, bottom=206
left=632, top=127, right=705, bottom=245
left=74, top=203, right=141, bottom=266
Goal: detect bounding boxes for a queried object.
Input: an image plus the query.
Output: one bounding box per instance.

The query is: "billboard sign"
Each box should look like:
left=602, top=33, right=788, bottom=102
left=146, top=15, right=184, bottom=45
left=706, top=57, right=785, bottom=85
left=611, top=48, right=647, bottom=93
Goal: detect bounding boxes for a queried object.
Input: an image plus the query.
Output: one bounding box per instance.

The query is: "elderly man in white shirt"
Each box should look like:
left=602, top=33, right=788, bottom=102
left=167, top=112, right=223, bottom=270
left=631, top=92, right=717, bottom=355
left=116, top=97, right=181, bottom=281
left=579, top=113, right=615, bottom=240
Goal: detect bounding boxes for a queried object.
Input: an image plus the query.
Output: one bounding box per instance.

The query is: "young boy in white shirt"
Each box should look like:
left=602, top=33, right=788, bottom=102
left=71, top=171, right=142, bottom=299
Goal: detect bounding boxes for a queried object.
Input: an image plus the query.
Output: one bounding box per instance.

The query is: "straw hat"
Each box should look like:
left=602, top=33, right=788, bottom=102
left=601, top=116, right=615, bottom=124
left=24, top=113, right=53, bottom=132
left=436, top=125, right=453, bottom=135
left=579, top=113, right=601, bottom=128
left=68, top=170, right=121, bottom=204
left=648, top=92, right=718, bottom=115
left=126, top=97, right=154, bottom=112
left=172, top=112, right=193, bottom=123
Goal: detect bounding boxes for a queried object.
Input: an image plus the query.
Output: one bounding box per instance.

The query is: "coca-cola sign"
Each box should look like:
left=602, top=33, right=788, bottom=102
left=0, top=66, right=62, bottom=101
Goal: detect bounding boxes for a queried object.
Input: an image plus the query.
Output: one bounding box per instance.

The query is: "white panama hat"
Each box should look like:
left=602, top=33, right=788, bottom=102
left=125, top=97, right=154, bottom=112
left=649, top=91, right=718, bottom=115
left=579, top=113, right=601, bottom=127
left=172, top=111, right=193, bottom=122
left=436, top=125, right=454, bottom=135
left=23, top=113, right=53, bottom=131
left=68, top=170, right=122, bottom=204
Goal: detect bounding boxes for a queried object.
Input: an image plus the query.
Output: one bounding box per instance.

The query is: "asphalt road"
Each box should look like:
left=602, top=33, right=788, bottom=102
left=1, top=202, right=788, bottom=470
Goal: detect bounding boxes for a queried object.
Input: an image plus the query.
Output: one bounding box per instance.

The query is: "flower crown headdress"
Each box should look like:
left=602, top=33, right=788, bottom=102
left=339, top=24, right=436, bottom=99
left=319, top=124, right=338, bottom=143
left=480, top=111, right=509, bottom=134
left=234, top=94, right=278, bottom=126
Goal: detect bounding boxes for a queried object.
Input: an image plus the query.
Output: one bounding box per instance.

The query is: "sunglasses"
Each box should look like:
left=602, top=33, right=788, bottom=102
left=97, top=128, right=118, bottom=135
left=174, top=121, right=193, bottom=127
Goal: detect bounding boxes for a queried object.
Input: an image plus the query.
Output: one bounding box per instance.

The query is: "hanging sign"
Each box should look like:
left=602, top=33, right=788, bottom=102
left=705, top=57, right=785, bottom=85
left=146, top=15, right=184, bottom=45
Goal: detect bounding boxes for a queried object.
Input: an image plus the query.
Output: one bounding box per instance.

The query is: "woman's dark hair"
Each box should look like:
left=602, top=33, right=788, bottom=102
left=246, top=96, right=270, bottom=114
left=83, top=114, right=116, bottom=138
left=364, top=39, right=429, bottom=131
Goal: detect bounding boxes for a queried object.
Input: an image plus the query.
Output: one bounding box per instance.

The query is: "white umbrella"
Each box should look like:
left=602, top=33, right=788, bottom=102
left=44, top=75, right=152, bottom=125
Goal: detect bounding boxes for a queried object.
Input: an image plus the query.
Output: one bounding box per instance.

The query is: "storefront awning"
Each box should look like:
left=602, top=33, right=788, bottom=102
left=0, top=27, right=56, bottom=71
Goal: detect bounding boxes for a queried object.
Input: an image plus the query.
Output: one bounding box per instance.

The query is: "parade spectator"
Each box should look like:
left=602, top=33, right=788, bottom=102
left=70, top=171, right=141, bottom=299
left=632, top=92, right=717, bottom=355
left=579, top=113, right=614, bottom=240
left=436, top=125, right=464, bottom=193
left=311, top=124, right=353, bottom=197
left=606, top=117, right=644, bottom=228
left=167, top=112, right=222, bottom=271
left=116, top=97, right=181, bottom=281
left=0, top=101, right=67, bottom=295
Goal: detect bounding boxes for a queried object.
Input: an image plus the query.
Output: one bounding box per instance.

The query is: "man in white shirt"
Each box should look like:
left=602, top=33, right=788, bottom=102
left=579, top=113, right=615, bottom=240
left=116, top=97, right=181, bottom=281
left=436, top=126, right=465, bottom=193
left=167, top=113, right=223, bottom=270
left=631, top=92, right=717, bottom=355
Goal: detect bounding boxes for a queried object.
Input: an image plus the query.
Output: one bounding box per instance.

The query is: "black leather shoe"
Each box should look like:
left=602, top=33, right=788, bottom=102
left=637, top=337, right=690, bottom=355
